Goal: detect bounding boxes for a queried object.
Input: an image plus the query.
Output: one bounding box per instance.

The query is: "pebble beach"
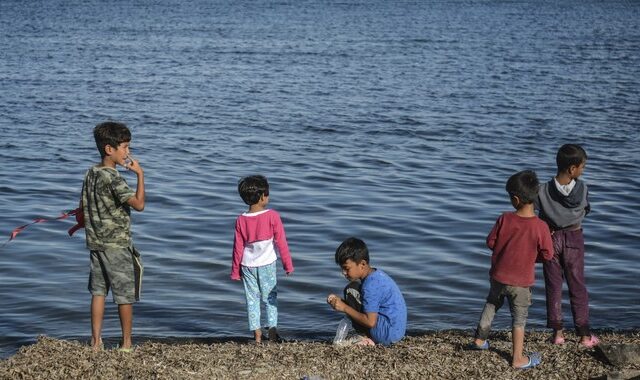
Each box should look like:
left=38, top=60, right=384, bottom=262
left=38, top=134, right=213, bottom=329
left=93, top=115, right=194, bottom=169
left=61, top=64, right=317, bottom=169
left=2, top=330, right=639, bottom=379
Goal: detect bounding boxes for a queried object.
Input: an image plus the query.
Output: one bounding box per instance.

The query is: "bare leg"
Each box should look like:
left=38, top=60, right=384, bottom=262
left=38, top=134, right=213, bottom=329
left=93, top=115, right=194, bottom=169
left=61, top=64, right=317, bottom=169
left=254, top=328, right=262, bottom=343
left=118, top=303, right=133, bottom=349
left=511, top=327, right=528, bottom=368
left=554, top=328, right=565, bottom=342
left=91, top=295, right=105, bottom=351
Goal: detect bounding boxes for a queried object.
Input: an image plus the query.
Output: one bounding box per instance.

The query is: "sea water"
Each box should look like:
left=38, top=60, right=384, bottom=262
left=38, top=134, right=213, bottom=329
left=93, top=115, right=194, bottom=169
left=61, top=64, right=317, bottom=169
left=0, top=0, right=639, bottom=357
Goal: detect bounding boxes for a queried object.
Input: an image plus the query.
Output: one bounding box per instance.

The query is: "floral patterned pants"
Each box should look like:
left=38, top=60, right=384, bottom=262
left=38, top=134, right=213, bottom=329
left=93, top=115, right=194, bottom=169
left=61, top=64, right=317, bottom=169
left=242, top=261, right=278, bottom=331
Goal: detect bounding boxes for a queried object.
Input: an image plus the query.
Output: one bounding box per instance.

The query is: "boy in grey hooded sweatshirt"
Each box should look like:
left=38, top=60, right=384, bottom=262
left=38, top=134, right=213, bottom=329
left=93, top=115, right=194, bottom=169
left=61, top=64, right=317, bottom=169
left=536, top=144, right=598, bottom=348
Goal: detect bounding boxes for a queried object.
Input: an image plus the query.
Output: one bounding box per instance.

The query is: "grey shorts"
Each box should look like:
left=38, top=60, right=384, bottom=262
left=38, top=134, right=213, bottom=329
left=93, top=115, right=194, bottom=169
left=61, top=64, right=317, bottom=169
left=89, top=246, right=143, bottom=304
left=486, top=279, right=531, bottom=328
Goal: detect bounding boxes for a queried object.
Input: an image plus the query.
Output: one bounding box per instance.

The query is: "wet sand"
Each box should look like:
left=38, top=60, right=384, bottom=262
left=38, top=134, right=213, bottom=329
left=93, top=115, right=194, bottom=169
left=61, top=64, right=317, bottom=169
left=1, top=330, right=639, bottom=379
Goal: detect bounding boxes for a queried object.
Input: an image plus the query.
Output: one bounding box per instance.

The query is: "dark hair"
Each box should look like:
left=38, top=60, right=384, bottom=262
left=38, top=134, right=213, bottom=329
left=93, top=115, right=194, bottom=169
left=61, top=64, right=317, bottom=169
left=556, top=144, right=587, bottom=172
left=506, top=170, right=539, bottom=204
left=94, top=121, right=131, bottom=158
left=238, top=175, right=270, bottom=206
left=335, top=237, right=369, bottom=266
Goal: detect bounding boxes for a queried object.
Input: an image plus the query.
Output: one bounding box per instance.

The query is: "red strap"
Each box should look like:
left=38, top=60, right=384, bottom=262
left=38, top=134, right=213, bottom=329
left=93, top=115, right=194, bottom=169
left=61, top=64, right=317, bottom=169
left=68, top=208, right=85, bottom=236
left=3, top=208, right=83, bottom=247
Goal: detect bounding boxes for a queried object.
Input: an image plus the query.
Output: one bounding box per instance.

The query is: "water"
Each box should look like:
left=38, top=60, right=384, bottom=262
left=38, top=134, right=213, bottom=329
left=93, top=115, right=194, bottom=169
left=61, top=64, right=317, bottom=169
left=1, top=0, right=639, bottom=358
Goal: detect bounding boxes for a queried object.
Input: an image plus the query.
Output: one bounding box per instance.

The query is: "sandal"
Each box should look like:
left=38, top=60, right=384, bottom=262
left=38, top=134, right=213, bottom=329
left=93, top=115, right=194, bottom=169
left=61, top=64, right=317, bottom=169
left=468, top=340, right=490, bottom=350
left=515, top=352, right=542, bottom=369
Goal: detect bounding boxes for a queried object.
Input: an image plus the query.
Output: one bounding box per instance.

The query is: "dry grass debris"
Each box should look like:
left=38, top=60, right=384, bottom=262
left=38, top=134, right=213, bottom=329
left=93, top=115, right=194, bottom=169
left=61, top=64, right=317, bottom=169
left=1, top=330, right=639, bottom=379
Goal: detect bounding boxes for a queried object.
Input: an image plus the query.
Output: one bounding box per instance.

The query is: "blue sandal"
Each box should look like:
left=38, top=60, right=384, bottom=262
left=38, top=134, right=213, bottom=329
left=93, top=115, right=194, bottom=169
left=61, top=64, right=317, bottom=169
left=516, top=352, right=541, bottom=369
left=468, top=340, right=489, bottom=350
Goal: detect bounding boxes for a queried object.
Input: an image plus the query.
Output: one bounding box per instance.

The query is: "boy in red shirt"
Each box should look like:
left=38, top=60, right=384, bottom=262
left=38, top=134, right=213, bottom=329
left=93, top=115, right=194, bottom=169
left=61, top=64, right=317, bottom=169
left=470, top=170, right=553, bottom=369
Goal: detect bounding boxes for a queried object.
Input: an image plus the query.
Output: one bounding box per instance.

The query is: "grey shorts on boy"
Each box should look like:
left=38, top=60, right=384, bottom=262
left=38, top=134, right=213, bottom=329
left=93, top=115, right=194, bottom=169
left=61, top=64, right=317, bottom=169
left=89, top=247, right=143, bottom=304
left=475, top=279, right=531, bottom=340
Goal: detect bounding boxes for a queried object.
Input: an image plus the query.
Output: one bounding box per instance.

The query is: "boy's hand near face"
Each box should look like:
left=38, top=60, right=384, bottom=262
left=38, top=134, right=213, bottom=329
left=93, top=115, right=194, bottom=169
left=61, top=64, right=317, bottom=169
left=125, top=156, right=143, bottom=176
left=125, top=155, right=145, bottom=211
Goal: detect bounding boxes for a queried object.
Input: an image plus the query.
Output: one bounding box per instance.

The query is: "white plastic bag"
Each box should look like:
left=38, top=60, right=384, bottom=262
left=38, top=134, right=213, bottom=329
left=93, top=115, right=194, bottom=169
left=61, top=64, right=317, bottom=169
left=333, top=317, right=351, bottom=345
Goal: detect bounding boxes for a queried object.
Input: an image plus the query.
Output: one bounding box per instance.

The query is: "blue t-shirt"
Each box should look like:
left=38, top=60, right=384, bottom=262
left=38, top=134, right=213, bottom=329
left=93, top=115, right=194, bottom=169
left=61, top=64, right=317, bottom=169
left=361, top=269, right=407, bottom=345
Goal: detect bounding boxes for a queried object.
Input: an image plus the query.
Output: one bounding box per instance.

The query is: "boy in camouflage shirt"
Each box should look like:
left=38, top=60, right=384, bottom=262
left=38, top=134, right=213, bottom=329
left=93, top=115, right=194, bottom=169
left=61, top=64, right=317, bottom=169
left=80, top=121, right=145, bottom=351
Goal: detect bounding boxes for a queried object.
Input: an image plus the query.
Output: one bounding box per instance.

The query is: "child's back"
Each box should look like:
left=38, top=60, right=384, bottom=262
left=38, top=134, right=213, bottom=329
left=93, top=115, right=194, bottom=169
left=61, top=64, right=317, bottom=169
left=535, top=144, right=598, bottom=348
left=231, top=175, right=293, bottom=344
left=232, top=209, right=292, bottom=276
left=359, top=267, right=406, bottom=345
left=487, top=211, right=552, bottom=287
left=83, top=165, right=135, bottom=249
left=537, top=177, right=589, bottom=230
left=471, top=170, right=552, bottom=369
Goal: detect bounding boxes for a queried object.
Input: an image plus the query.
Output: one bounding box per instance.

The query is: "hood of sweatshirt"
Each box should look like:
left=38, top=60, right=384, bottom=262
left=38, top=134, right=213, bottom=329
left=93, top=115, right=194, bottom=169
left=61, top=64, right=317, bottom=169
left=547, top=178, right=586, bottom=209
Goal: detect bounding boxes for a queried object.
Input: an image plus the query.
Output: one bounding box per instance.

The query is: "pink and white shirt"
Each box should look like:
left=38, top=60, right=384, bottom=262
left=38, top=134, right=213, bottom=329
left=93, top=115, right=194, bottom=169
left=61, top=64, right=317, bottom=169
left=231, top=209, right=294, bottom=280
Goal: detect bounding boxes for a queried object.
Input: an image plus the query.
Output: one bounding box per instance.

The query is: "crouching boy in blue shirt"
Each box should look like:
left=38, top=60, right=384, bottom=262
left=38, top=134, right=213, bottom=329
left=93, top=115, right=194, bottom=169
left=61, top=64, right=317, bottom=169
left=327, top=237, right=407, bottom=346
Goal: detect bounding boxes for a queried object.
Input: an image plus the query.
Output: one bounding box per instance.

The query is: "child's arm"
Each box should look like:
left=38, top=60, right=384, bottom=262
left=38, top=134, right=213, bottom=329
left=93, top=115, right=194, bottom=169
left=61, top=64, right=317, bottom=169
left=486, top=215, right=502, bottom=250
left=125, top=158, right=145, bottom=211
left=69, top=185, right=86, bottom=236
left=585, top=187, right=591, bottom=216
left=327, top=294, right=378, bottom=329
left=272, top=212, right=294, bottom=275
left=537, top=228, right=554, bottom=262
left=231, top=220, right=244, bottom=280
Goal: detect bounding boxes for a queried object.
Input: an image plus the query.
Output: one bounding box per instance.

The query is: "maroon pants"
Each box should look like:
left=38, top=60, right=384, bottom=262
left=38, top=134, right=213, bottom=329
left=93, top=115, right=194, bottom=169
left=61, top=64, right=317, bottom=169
left=543, top=228, right=591, bottom=336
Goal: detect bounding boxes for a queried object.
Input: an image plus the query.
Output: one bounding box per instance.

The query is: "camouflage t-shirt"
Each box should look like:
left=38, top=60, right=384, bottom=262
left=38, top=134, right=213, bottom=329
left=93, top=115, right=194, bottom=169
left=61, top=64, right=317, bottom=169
left=82, top=165, right=136, bottom=250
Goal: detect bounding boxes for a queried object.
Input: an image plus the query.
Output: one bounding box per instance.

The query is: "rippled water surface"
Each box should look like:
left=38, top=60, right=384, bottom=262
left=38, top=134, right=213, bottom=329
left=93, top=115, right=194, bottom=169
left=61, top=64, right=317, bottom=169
left=1, top=0, right=639, bottom=357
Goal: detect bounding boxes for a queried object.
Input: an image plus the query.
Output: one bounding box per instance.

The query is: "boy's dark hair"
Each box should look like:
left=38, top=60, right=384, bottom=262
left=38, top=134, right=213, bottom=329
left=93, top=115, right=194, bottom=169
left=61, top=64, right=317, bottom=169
left=335, top=237, right=370, bottom=266
left=556, top=144, right=587, bottom=172
left=238, top=175, right=269, bottom=206
left=94, top=122, right=131, bottom=158
left=506, top=170, right=539, bottom=204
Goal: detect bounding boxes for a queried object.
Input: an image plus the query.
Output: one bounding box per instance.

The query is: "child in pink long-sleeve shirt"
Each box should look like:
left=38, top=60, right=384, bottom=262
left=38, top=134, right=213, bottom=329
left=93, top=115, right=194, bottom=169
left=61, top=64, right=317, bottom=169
left=231, top=175, right=294, bottom=344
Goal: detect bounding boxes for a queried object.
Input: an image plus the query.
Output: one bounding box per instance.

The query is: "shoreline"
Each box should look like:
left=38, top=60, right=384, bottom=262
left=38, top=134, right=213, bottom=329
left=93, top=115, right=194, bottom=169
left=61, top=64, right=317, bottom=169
left=1, top=329, right=639, bottom=379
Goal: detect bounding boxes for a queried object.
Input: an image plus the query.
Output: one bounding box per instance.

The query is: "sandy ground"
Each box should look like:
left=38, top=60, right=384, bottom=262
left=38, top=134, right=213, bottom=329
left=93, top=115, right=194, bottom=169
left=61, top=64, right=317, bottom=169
left=1, top=330, right=639, bottom=379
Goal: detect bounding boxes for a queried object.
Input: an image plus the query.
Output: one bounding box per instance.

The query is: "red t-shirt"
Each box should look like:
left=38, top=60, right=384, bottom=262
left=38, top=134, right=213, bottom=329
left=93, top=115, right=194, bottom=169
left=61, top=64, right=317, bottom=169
left=487, top=212, right=554, bottom=287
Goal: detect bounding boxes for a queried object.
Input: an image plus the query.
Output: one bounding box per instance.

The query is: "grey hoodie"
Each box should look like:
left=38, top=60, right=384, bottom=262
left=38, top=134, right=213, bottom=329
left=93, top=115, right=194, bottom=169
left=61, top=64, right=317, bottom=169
left=535, top=178, right=591, bottom=230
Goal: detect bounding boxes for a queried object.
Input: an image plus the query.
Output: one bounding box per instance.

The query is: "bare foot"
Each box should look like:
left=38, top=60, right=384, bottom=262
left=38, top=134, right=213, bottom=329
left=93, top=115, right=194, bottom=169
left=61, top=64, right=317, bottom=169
left=551, top=330, right=565, bottom=344
left=119, top=337, right=133, bottom=349
left=580, top=335, right=600, bottom=348
left=512, top=356, right=530, bottom=368
left=91, top=338, right=103, bottom=352
left=356, top=337, right=375, bottom=346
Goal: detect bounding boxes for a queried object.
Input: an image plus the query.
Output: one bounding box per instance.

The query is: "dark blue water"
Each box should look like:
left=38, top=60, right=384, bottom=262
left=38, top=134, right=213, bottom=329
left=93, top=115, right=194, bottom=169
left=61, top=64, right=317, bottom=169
left=1, top=0, right=639, bottom=358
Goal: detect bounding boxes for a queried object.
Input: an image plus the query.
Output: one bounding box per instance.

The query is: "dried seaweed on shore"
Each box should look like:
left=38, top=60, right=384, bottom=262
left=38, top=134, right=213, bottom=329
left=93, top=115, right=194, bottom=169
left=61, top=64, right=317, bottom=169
left=1, top=330, right=639, bottom=379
